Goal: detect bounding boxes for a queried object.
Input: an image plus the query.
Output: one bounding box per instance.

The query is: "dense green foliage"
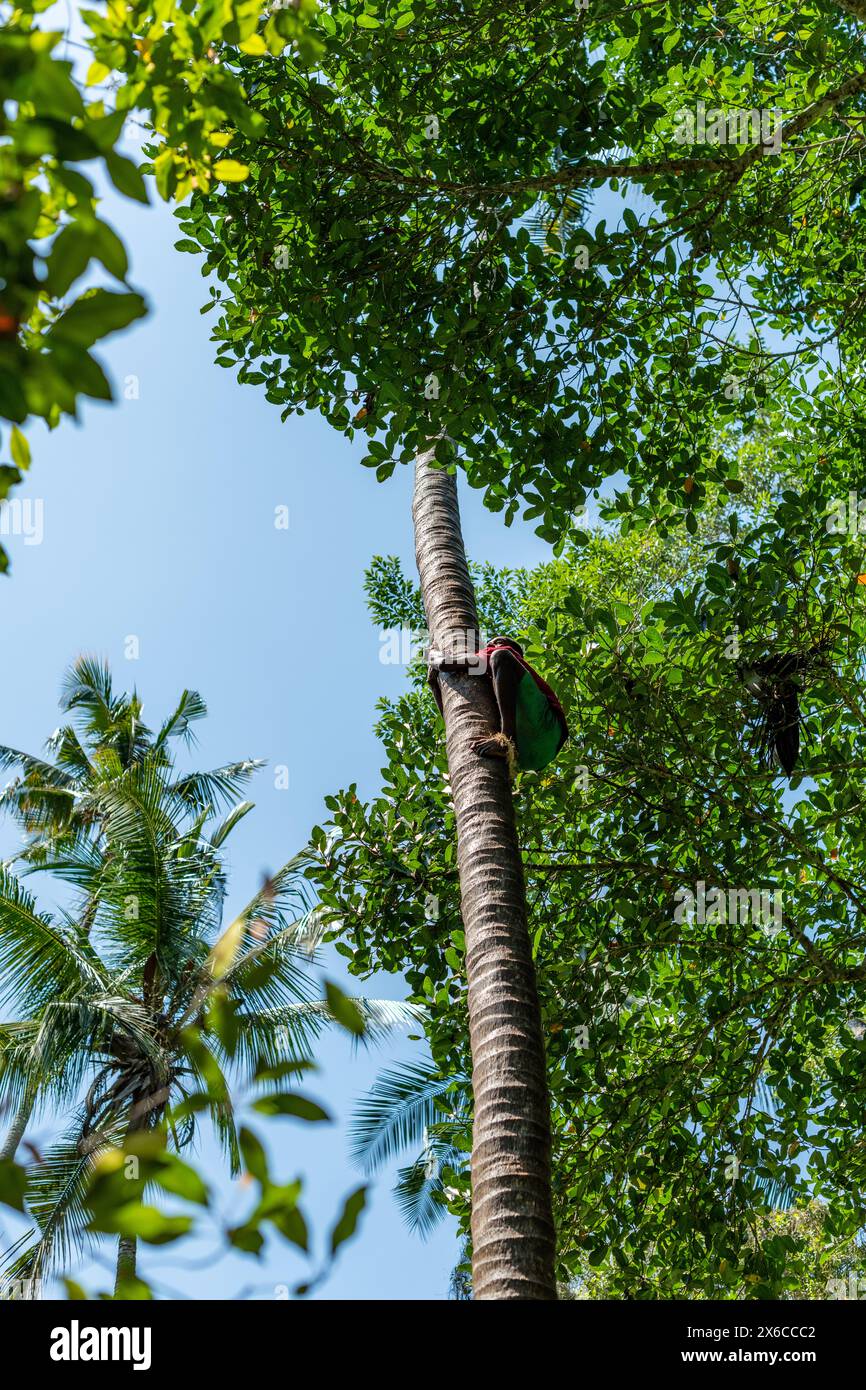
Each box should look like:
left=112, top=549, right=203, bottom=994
left=2, top=0, right=861, bottom=1297
left=0, top=2, right=150, bottom=570
left=99, top=0, right=866, bottom=1294
left=312, top=440, right=866, bottom=1296
left=152, top=0, right=866, bottom=543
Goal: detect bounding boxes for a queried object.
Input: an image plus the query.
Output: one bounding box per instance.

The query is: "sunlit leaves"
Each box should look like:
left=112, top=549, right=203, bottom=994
left=0, top=12, right=149, bottom=567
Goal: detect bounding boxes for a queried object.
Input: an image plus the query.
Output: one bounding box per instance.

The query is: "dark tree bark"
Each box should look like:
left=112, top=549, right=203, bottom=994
left=412, top=444, right=556, bottom=1300
left=114, top=1235, right=137, bottom=1294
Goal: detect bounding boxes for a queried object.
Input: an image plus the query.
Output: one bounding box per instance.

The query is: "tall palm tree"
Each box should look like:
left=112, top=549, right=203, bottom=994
left=0, top=660, right=416, bottom=1292
left=413, top=448, right=556, bottom=1297
left=0, top=656, right=262, bottom=1162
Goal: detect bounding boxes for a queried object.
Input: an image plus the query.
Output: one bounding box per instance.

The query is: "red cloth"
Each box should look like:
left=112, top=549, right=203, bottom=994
left=477, top=642, right=566, bottom=719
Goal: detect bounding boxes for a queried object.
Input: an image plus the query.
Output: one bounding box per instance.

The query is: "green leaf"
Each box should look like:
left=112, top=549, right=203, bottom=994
left=152, top=1154, right=210, bottom=1206
left=0, top=1158, right=27, bottom=1211
left=329, top=1184, right=367, bottom=1257
left=228, top=1224, right=265, bottom=1254
left=112, top=1275, right=154, bottom=1300
left=213, top=160, right=250, bottom=183
left=239, top=1126, right=269, bottom=1184
left=86, top=1202, right=193, bottom=1245
left=46, top=225, right=92, bottom=297
left=10, top=426, right=31, bottom=471
left=51, top=290, right=146, bottom=348
left=252, top=1093, right=331, bottom=1123
left=324, top=980, right=366, bottom=1036
left=93, top=221, right=129, bottom=281
left=105, top=152, right=149, bottom=204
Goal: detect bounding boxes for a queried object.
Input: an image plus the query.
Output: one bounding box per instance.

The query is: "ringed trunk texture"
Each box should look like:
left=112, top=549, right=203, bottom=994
left=1, top=1095, right=34, bottom=1161
left=114, top=1105, right=147, bottom=1295
left=412, top=445, right=556, bottom=1300
left=114, top=1235, right=137, bottom=1294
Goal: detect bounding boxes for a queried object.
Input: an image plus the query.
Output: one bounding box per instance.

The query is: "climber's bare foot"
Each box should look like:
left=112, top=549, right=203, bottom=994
left=474, top=732, right=517, bottom=765
left=475, top=736, right=508, bottom=759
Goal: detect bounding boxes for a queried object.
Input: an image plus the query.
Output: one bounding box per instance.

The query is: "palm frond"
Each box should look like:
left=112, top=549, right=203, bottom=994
left=2, top=1119, right=121, bottom=1282
left=181, top=859, right=322, bottom=1020
left=227, top=999, right=422, bottom=1076
left=210, top=800, right=254, bottom=849
left=169, top=761, right=264, bottom=814
left=0, top=1020, right=39, bottom=1112
left=0, top=746, right=72, bottom=785
left=34, top=995, right=158, bottom=1077
left=45, top=726, right=94, bottom=781
left=394, top=1152, right=449, bottom=1238
left=0, top=867, right=107, bottom=1014
left=523, top=184, right=593, bottom=253
left=155, top=690, right=208, bottom=750
left=349, top=1059, right=462, bottom=1173
left=0, top=745, right=77, bottom=836
left=59, top=656, right=115, bottom=726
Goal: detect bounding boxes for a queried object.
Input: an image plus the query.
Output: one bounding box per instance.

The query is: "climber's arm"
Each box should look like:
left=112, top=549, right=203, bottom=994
left=487, top=645, right=523, bottom=744
left=426, top=647, right=485, bottom=716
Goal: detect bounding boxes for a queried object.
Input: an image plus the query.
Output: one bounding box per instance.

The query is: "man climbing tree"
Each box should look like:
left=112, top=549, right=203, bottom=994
left=428, top=634, right=569, bottom=773
left=412, top=444, right=558, bottom=1297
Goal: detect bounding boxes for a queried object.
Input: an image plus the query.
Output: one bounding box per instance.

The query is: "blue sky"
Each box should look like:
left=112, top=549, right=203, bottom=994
left=0, top=115, right=555, bottom=1297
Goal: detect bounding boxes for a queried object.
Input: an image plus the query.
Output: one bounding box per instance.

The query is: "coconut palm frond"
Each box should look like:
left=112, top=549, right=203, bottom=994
left=752, top=1075, right=802, bottom=1211
left=169, top=761, right=264, bottom=814
left=0, top=746, right=72, bottom=785
left=210, top=800, right=255, bottom=849
left=0, top=1020, right=39, bottom=1111
left=34, top=995, right=158, bottom=1076
left=755, top=1177, right=798, bottom=1211
left=349, top=1059, right=463, bottom=1173
left=59, top=655, right=117, bottom=734
left=46, top=726, right=95, bottom=781
left=228, top=998, right=422, bottom=1076
left=0, top=868, right=106, bottom=1014
left=155, top=690, right=208, bottom=751
left=0, top=783, right=78, bottom=838
left=524, top=184, right=593, bottom=253
left=3, top=1119, right=122, bottom=1282
left=344, top=998, right=425, bottom=1048
left=394, top=1153, right=449, bottom=1238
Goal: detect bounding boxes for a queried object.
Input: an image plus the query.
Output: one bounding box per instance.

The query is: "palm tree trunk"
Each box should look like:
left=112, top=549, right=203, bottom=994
left=114, top=1102, right=146, bottom=1295
left=412, top=445, right=556, bottom=1300
left=114, top=1235, right=137, bottom=1293
left=1, top=1095, right=34, bottom=1160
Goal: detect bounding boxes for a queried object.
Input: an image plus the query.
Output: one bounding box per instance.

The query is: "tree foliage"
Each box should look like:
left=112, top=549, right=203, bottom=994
left=147, top=0, right=866, bottom=542
left=0, top=1, right=151, bottom=570
left=59, top=0, right=866, bottom=1294
left=313, top=435, right=866, bottom=1296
